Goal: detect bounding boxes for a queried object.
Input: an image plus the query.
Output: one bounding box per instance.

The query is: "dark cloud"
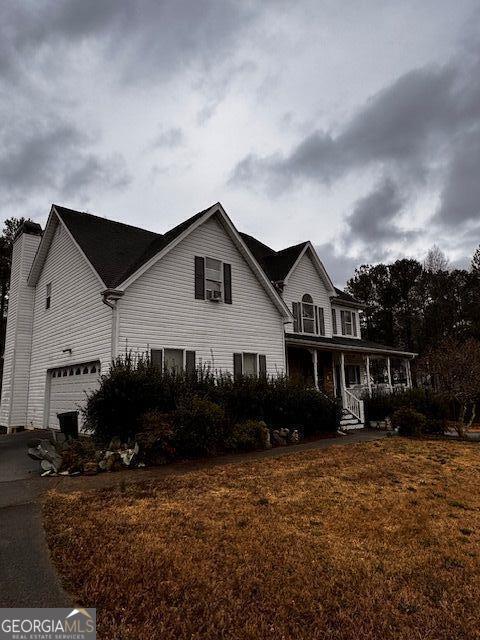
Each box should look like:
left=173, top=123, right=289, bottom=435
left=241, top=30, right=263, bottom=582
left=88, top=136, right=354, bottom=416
left=437, top=127, right=480, bottom=225
left=0, top=118, right=130, bottom=205
left=230, top=41, right=480, bottom=233
left=0, top=0, right=259, bottom=86
left=347, top=177, right=413, bottom=244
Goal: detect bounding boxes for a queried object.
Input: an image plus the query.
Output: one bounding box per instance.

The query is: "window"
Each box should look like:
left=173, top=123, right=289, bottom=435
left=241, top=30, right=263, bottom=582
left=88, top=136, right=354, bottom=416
left=233, top=353, right=267, bottom=379
left=205, top=257, right=222, bottom=295
left=301, top=294, right=315, bottom=334
left=345, top=365, right=361, bottom=386
left=45, top=282, right=52, bottom=309
left=151, top=348, right=196, bottom=375
left=195, top=256, right=232, bottom=303
left=332, top=308, right=337, bottom=334
left=164, top=348, right=184, bottom=372
left=292, top=296, right=325, bottom=336
left=340, top=310, right=354, bottom=336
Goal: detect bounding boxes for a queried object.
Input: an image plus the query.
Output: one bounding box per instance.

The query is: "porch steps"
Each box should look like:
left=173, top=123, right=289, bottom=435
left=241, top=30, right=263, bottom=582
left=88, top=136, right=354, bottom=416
left=339, top=409, right=364, bottom=431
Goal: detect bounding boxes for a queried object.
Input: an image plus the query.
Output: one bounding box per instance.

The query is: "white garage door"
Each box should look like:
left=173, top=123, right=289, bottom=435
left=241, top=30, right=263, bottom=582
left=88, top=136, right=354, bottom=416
left=48, top=361, right=101, bottom=429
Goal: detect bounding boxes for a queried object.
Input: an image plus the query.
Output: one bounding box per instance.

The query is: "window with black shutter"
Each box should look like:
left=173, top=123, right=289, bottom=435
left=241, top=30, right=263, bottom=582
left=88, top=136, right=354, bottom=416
left=186, top=350, right=196, bottom=375
left=151, top=349, right=163, bottom=371
left=332, top=308, right=337, bottom=334
left=292, top=302, right=301, bottom=332
left=223, top=263, right=232, bottom=304
left=233, top=353, right=243, bottom=380
left=259, top=354, right=267, bottom=378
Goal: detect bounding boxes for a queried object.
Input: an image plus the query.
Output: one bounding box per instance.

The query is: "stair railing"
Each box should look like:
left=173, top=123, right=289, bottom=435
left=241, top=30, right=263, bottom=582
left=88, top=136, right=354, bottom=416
left=343, top=388, right=365, bottom=424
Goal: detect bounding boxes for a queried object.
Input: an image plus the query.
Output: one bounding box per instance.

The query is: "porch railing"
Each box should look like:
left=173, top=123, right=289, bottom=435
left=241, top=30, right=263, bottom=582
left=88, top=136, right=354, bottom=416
left=343, top=388, right=365, bottom=423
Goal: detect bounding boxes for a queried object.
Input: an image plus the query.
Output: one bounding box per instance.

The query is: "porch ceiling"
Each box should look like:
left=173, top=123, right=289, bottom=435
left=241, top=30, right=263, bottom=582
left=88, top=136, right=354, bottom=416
left=285, top=333, right=416, bottom=358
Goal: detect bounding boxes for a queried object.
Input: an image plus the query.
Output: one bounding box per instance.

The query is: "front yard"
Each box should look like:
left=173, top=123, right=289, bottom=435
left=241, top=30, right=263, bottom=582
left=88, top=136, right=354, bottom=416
left=44, top=438, right=480, bottom=640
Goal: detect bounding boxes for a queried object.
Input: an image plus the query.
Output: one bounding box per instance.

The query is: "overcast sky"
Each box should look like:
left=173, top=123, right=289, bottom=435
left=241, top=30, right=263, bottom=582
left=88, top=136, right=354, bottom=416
left=2, top=0, right=480, bottom=285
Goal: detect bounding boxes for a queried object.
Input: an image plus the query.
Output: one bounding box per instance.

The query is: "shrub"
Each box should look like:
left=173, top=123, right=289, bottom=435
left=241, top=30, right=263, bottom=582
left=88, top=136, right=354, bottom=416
left=391, top=407, right=428, bottom=436
left=173, top=396, right=227, bottom=457
left=83, top=355, right=339, bottom=445
left=364, top=388, right=450, bottom=423
left=136, top=411, right=176, bottom=464
left=225, top=420, right=270, bottom=452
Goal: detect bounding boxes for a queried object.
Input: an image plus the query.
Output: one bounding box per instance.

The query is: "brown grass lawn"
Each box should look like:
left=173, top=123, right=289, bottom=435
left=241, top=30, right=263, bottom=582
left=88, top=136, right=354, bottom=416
left=43, top=438, right=480, bottom=640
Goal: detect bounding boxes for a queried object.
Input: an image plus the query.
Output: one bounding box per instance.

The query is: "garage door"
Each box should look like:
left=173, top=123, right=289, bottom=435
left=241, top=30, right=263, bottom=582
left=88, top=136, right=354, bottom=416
left=47, top=361, right=101, bottom=429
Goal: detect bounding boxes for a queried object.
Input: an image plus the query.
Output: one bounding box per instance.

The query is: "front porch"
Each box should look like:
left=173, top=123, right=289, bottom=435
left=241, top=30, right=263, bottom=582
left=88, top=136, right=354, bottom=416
left=286, top=334, right=415, bottom=428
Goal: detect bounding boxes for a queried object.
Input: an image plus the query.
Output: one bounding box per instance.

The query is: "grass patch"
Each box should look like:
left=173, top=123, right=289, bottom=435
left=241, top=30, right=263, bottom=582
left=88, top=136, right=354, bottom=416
left=43, top=438, right=480, bottom=640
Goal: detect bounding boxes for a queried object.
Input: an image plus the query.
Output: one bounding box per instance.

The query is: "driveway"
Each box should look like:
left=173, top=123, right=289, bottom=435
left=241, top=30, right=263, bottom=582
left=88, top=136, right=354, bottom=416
left=0, top=431, right=70, bottom=607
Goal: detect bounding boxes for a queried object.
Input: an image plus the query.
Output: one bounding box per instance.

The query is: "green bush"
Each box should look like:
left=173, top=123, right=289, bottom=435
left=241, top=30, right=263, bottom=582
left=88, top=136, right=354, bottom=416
left=225, top=420, right=270, bottom=452
left=173, top=396, right=227, bottom=457
left=364, top=388, right=450, bottom=423
left=136, top=411, right=176, bottom=464
left=391, top=407, right=428, bottom=436
left=83, top=353, right=340, bottom=447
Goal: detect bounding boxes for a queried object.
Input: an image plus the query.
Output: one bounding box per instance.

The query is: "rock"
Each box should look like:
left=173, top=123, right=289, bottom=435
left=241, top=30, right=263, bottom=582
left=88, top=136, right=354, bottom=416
left=83, top=462, right=98, bottom=476
left=108, top=436, right=122, bottom=451
left=289, top=430, right=300, bottom=443
left=271, top=430, right=287, bottom=446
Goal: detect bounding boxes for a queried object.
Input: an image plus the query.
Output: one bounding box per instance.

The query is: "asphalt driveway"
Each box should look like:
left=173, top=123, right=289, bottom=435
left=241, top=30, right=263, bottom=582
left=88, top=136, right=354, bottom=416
left=0, top=431, right=70, bottom=607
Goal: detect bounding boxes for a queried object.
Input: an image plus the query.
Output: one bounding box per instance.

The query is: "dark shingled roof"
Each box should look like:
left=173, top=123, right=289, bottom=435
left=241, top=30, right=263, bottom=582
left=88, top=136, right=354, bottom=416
left=54, top=204, right=213, bottom=288
left=332, top=286, right=364, bottom=307
left=240, top=233, right=308, bottom=282
left=285, top=333, right=416, bottom=356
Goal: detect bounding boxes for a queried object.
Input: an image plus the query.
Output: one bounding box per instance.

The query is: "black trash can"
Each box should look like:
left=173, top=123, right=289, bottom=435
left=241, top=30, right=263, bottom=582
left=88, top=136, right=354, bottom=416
left=57, top=411, right=79, bottom=439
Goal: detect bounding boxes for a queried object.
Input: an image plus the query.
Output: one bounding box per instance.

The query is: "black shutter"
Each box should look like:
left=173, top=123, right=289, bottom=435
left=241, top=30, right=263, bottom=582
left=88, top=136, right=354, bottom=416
left=352, top=312, right=357, bottom=337
left=292, top=302, right=301, bottom=332
left=194, top=256, right=205, bottom=299
left=223, top=263, right=232, bottom=304
left=185, top=350, right=196, bottom=375
left=340, top=310, right=346, bottom=335
left=332, top=308, right=337, bottom=334
left=318, top=307, right=325, bottom=336
left=259, top=354, right=267, bottom=378
left=314, top=306, right=319, bottom=334
left=151, top=349, right=163, bottom=371
left=233, top=353, right=243, bottom=380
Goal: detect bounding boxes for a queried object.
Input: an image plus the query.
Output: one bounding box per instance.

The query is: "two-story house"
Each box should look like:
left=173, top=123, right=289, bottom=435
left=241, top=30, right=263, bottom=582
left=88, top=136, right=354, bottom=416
left=0, top=202, right=415, bottom=434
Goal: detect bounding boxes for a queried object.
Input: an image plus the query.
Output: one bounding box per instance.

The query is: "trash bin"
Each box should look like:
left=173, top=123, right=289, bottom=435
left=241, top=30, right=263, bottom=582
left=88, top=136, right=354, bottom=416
left=57, top=411, right=79, bottom=439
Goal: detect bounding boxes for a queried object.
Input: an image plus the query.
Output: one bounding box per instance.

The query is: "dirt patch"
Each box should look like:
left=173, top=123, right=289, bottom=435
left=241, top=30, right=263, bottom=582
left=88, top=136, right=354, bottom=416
left=44, top=438, right=480, bottom=640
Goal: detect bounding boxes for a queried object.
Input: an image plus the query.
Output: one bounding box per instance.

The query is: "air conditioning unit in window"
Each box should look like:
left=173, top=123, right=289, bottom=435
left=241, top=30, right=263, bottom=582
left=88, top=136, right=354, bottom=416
left=206, top=289, right=222, bottom=301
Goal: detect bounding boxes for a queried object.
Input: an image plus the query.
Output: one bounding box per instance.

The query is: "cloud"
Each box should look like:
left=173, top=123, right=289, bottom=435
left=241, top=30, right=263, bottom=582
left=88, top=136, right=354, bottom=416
left=150, top=127, right=184, bottom=149
left=0, top=0, right=259, bottom=87
left=0, top=118, right=130, bottom=205
left=346, top=177, right=413, bottom=244
left=436, top=127, right=480, bottom=226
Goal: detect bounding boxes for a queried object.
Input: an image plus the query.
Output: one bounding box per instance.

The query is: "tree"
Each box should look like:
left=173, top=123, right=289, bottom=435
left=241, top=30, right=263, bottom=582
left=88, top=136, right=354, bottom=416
left=472, top=245, right=480, bottom=273
left=0, top=217, right=27, bottom=385
left=418, top=337, right=480, bottom=437
left=423, top=245, right=449, bottom=273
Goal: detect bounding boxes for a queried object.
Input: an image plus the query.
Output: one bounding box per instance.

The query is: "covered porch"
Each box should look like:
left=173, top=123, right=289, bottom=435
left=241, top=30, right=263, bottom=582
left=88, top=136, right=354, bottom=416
left=286, top=334, right=415, bottom=426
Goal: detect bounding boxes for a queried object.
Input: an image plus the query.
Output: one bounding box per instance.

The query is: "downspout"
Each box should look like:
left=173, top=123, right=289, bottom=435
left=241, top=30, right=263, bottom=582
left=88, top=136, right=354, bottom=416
left=101, top=289, right=124, bottom=362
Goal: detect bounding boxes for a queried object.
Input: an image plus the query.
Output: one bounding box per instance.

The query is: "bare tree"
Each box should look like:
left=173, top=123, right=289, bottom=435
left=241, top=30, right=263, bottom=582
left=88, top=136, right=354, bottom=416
left=423, top=245, right=450, bottom=273
left=472, top=245, right=480, bottom=273
left=418, top=337, right=480, bottom=437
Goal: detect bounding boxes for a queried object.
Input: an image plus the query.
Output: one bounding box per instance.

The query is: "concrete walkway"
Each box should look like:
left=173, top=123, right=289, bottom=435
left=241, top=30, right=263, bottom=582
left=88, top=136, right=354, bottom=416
left=0, top=428, right=387, bottom=606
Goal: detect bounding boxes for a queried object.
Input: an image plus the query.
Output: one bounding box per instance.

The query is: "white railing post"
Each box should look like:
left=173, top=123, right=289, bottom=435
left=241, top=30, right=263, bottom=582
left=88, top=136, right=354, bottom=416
left=387, top=356, right=392, bottom=392
left=366, top=355, right=372, bottom=397
left=312, top=349, right=319, bottom=390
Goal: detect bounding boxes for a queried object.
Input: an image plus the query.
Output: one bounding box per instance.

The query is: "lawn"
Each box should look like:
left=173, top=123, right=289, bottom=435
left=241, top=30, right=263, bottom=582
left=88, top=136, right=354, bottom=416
left=43, top=438, right=480, bottom=640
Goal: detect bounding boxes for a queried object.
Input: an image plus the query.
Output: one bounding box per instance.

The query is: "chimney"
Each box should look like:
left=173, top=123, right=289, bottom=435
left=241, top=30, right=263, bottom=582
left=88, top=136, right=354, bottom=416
left=0, top=221, right=42, bottom=432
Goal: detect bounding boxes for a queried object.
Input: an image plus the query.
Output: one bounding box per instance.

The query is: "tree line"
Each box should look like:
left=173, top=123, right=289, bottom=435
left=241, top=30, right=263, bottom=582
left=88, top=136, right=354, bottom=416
left=346, top=245, right=480, bottom=356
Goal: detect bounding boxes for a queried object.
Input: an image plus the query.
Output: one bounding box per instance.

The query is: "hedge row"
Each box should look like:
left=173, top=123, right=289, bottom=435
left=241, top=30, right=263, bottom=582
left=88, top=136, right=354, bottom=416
left=82, top=354, right=340, bottom=445
left=363, top=387, right=451, bottom=423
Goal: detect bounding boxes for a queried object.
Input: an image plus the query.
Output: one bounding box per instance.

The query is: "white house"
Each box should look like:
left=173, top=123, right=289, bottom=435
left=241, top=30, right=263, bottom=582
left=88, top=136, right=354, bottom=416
left=0, top=202, right=415, bottom=434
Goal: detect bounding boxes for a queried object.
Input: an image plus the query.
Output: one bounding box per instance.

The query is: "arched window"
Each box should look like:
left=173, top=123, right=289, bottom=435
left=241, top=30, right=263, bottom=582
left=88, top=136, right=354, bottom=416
left=301, top=294, right=315, bottom=334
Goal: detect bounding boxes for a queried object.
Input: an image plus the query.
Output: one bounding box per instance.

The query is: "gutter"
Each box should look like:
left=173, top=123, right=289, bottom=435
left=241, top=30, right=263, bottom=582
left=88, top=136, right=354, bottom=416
left=101, top=289, right=124, bottom=360
left=285, top=335, right=417, bottom=358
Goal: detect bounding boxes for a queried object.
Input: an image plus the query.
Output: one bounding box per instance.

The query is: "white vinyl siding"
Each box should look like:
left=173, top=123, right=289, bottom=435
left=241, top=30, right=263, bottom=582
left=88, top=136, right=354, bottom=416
left=26, top=222, right=112, bottom=429
left=0, top=233, right=41, bottom=428
left=283, top=252, right=333, bottom=337
left=118, top=214, right=286, bottom=376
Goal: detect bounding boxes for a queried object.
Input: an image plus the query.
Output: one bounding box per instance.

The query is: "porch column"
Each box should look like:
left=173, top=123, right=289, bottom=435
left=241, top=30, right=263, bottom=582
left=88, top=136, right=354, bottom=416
left=387, top=356, right=393, bottom=390
left=366, top=355, right=372, bottom=396
left=340, top=352, right=346, bottom=401
left=405, top=358, right=412, bottom=388
left=312, top=349, right=319, bottom=390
